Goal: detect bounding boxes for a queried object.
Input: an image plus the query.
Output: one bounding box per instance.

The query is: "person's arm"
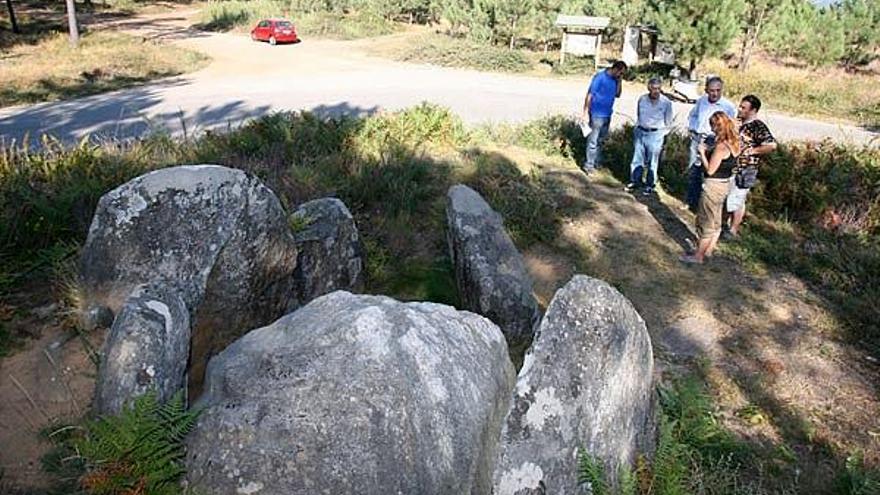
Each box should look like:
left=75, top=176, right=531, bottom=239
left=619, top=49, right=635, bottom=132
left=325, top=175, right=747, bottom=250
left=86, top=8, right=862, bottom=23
left=663, top=99, right=674, bottom=129
left=635, top=96, right=643, bottom=126
left=582, top=75, right=597, bottom=119
left=582, top=93, right=592, bottom=120
left=744, top=122, right=778, bottom=156
left=687, top=99, right=699, bottom=131
left=615, top=77, right=622, bottom=98
left=699, top=142, right=730, bottom=175
left=749, top=142, right=777, bottom=156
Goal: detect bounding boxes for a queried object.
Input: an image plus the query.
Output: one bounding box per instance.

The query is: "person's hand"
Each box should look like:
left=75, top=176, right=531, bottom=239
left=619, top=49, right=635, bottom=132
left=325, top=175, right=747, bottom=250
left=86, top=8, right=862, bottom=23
left=698, top=143, right=707, bottom=154
left=742, top=147, right=754, bottom=156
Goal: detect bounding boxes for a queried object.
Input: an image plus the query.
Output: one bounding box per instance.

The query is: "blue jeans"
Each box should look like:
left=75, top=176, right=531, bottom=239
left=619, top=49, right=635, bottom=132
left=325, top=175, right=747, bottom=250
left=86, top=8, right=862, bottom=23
left=585, top=115, right=611, bottom=170
left=686, top=132, right=705, bottom=210
left=629, top=127, right=664, bottom=187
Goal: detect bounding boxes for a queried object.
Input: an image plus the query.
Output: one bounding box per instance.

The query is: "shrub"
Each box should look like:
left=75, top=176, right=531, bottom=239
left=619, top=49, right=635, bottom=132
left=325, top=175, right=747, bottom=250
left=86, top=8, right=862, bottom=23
left=463, top=149, right=564, bottom=246
left=296, top=11, right=399, bottom=39
left=394, top=34, right=533, bottom=73
left=0, top=138, right=156, bottom=261
left=45, top=391, right=199, bottom=495
left=752, top=141, right=880, bottom=236
left=354, top=102, right=469, bottom=155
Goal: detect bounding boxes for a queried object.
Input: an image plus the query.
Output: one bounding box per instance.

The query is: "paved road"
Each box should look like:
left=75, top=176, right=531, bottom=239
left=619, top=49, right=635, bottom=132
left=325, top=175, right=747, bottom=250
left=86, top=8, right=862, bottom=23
left=1, top=20, right=877, bottom=147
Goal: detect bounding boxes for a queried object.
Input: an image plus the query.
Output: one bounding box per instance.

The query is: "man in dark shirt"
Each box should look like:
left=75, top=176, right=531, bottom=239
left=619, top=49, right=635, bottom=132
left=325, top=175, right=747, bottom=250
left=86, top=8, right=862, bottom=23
left=726, top=94, right=777, bottom=237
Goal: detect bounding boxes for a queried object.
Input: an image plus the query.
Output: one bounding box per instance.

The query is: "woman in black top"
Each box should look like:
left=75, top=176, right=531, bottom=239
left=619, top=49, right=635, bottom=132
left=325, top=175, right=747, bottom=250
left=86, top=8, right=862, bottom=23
left=681, top=111, right=740, bottom=264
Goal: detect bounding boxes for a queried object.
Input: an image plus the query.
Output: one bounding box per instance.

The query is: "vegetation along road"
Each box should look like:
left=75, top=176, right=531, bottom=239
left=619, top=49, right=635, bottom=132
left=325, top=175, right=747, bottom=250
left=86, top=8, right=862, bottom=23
left=0, top=13, right=877, bottom=147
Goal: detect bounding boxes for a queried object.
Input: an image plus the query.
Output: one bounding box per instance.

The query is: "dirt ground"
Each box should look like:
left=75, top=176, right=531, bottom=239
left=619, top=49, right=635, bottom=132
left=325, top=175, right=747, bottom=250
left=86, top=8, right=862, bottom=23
left=0, top=286, right=104, bottom=490
left=521, top=168, right=880, bottom=492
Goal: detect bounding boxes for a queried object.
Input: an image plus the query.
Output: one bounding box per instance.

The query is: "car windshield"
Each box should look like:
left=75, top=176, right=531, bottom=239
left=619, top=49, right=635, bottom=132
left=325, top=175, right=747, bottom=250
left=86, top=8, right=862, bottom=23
left=276, top=21, right=292, bottom=27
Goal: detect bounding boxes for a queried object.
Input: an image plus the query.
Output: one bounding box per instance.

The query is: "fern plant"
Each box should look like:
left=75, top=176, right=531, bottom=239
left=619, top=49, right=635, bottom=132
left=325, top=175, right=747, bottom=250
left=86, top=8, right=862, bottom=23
left=838, top=451, right=880, bottom=495
left=577, top=449, right=637, bottom=495
left=75, top=390, right=200, bottom=495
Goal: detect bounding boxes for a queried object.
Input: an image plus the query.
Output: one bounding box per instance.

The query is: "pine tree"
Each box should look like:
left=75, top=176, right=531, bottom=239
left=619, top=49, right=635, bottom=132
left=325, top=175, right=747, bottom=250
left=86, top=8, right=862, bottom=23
left=738, top=0, right=786, bottom=71
left=527, top=0, right=565, bottom=53
left=838, top=0, right=880, bottom=67
left=761, top=0, right=845, bottom=67
left=582, top=0, right=645, bottom=50
left=498, top=0, right=535, bottom=49
left=649, top=0, right=747, bottom=78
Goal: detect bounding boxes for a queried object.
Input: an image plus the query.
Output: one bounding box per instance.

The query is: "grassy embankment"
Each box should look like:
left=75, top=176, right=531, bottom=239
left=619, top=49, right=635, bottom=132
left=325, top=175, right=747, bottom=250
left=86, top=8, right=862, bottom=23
left=1, top=104, right=878, bottom=493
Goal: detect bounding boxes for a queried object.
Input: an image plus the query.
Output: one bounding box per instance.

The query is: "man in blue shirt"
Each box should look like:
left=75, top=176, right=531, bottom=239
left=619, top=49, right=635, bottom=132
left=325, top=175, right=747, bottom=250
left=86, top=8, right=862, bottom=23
left=581, top=60, right=627, bottom=173
left=626, top=77, right=674, bottom=195
left=685, top=76, right=737, bottom=211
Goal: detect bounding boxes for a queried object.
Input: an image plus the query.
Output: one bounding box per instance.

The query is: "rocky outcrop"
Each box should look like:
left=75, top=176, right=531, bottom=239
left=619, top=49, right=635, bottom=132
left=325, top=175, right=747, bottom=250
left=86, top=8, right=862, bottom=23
left=94, top=283, right=190, bottom=415
left=289, top=198, right=364, bottom=309
left=79, top=165, right=300, bottom=392
left=492, top=275, right=656, bottom=494
left=446, top=184, right=540, bottom=344
left=185, top=291, right=515, bottom=495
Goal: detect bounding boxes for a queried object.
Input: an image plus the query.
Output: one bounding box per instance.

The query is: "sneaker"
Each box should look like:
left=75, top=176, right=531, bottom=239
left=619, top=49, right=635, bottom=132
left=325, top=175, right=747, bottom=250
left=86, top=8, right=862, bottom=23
left=642, top=187, right=655, bottom=196
left=582, top=166, right=595, bottom=175
left=624, top=182, right=638, bottom=192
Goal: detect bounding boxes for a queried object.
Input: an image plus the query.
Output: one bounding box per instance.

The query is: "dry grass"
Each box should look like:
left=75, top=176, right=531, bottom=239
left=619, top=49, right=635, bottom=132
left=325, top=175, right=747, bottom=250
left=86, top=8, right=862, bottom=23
left=703, top=58, right=880, bottom=129
left=0, top=31, right=208, bottom=107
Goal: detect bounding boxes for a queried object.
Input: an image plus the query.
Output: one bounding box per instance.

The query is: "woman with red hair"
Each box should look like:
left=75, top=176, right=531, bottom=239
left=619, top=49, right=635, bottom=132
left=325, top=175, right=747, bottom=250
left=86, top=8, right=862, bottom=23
left=681, top=111, right=740, bottom=264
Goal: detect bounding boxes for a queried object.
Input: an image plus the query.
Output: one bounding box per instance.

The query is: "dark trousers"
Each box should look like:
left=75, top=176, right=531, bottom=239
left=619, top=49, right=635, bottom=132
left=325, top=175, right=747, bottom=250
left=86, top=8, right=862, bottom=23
left=686, top=132, right=705, bottom=210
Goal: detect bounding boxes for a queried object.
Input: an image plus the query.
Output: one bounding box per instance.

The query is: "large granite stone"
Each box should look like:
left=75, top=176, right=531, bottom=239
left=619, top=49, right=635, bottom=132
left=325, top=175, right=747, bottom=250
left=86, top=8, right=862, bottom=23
left=80, top=165, right=299, bottom=392
left=94, top=282, right=190, bottom=415
left=492, top=275, right=656, bottom=494
left=185, top=291, right=515, bottom=495
left=446, top=184, right=540, bottom=344
left=289, top=197, right=364, bottom=309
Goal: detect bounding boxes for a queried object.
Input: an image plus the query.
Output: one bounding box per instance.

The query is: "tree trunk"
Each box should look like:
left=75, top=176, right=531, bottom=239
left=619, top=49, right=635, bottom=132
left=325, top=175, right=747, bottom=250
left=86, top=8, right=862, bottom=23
left=738, top=6, right=766, bottom=72
left=509, top=18, right=516, bottom=50
left=65, top=0, right=79, bottom=46
left=5, top=0, right=19, bottom=34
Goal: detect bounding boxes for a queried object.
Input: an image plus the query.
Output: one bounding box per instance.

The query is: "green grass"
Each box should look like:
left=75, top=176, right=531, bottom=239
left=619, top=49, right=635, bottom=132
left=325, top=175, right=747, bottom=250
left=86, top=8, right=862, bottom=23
left=0, top=103, right=567, bottom=309
left=0, top=31, right=209, bottom=108
left=197, top=0, right=398, bottom=39
left=3, top=103, right=879, bottom=493
left=578, top=376, right=785, bottom=495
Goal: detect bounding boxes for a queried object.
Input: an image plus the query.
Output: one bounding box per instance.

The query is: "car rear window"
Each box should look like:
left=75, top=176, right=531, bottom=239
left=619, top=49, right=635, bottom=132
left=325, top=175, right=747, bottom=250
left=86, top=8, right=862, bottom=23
left=277, top=21, right=292, bottom=27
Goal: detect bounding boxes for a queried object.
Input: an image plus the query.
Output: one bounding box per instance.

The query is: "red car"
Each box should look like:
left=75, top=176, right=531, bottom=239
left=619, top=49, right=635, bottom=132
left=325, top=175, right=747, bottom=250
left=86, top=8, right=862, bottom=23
left=250, top=19, right=299, bottom=45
